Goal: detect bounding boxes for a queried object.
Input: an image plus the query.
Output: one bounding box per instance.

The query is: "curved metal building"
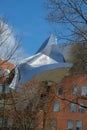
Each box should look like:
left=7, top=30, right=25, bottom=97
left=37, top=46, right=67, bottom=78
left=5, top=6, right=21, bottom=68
left=10, top=34, right=72, bottom=88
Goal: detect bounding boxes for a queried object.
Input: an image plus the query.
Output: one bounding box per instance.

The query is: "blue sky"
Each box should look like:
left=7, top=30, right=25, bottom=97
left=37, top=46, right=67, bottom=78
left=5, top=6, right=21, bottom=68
left=0, top=0, right=56, bottom=56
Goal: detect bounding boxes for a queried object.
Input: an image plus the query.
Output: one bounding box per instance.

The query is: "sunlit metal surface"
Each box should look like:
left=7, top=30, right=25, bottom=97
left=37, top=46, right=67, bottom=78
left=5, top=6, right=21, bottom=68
left=9, top=34, right=72, bottom=88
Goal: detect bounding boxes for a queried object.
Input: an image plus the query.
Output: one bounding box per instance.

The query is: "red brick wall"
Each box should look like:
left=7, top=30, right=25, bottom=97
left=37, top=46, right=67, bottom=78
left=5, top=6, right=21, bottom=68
left=45, top=75, right=87, bottom=130
left=0, top=59, right=14, bottom=84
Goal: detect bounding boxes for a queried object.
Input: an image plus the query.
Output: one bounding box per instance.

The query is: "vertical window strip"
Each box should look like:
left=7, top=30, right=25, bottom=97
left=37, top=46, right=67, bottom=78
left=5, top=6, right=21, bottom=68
left=70, top=103, right=76, bottom=112
left=68, top=120, right=74, bottom=130
left=82, top=86, right=87, bottom=96
left=76, top=120, right=82, bottom=130
left=78, top=103, right=84, bottom=113
left=54, top=102, right=60, bottom=112
left=50, top=119, right=57, bottom=130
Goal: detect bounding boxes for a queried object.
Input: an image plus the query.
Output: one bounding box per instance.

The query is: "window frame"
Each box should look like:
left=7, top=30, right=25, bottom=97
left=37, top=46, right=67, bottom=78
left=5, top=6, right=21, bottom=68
left=73, top=85, right=79, bottom=96
left=78, top=103, right=84, bottom=113
left=82, top=86, right=87, bottom=96
left=0, top=101, right=4, bottom=110
left=76, top=120, right=82, bottom=130
left=68, top=120, right=74, bottom=130
left=50, top=119, right=57, bottom=130
left=57, top=86, right=63, bottom=96
left=0, top=67, right=2, bottom=77
left=5, top=84, right=11, bottom=93
left=53, top=102, right=60, bottom=112
left=0, top=118, right=3, bottom=127
left=70, top=103, right=76, bottom=112
left=0, top=84, right=3, bottom=93
left=7, top=118, right=13, bottom=128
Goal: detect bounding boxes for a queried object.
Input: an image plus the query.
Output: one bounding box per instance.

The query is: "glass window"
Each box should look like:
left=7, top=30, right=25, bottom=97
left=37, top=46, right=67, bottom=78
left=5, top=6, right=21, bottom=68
left=0, top=102, right=3, bottom=110
left=70, top=103, right=76, bottom=112
left=4, top=69, right=10, bottom=78
left=23, top=120, right=35, bottom=129
left=0, top=68, right=2, bottom=77
left=5, top=85, right=10, bottom=93
left=7, top=118, right=13, bottom=127
left=54, top=102, right=60, bottom=112
left=82, top=86, right=87, bottom=96
left=50, top=119, right=57, bottom=130
left=78, top=103, right=84, bottom=113
left=57, top=86, right=63, bottom=95
left=0, top=118, right=3, bottom=127
left=68, top=120, right=74, bottom=130
left=76, top=120, right=82, bottom=130
left=73, top=86, right=78, bottom=95
left=0, top=84, right=3, bottom=93
left=30, top=120, right=35, bottom=129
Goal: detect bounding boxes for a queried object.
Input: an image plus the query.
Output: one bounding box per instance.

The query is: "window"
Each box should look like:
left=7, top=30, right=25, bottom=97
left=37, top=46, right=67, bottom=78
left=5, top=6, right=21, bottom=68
left=68, top=120, right=74, bottom=130
left=4, top=69, right=10, bottom=78
left=0, top=84, right=3, bottom=93
left=57, top=86, right=63, bottom=95
left=45, top=81, right=52, bottom=92
left=0, top=118, right=3, bottom=127
left=50, top=119, right=57, bottom=130
left=30, top=120, right=35, bottom=129
left=76, top=120, right=82, bottom=130
left=7, top=118, right=13, bottom=127
left=70, top=103, right=76, bottom=112
left=0, top=101, right=3, bottom=110
left=54, top=102, right=60, bottom=112
left=73, top=86, right=78, bottom=95
left=5, top=85, right=10, bottom=93
left=82, top=86, right=87, bottom=96
left=0, top=68, right=2, bottom=77
left=78, top=103, right=84, bottom=113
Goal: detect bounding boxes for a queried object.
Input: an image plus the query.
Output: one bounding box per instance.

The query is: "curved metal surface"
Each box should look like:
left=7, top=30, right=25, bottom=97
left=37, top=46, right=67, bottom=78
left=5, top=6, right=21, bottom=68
left=9, top=34, right=72, bottom=88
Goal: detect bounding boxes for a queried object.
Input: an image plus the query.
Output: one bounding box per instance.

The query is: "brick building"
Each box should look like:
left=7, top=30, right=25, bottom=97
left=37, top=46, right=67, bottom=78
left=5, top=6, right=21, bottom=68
left=40, top=75, right=87, bottom=130
left=0, top=59, right=15, bottom=129
left=0, top=34, right=87, bottom=130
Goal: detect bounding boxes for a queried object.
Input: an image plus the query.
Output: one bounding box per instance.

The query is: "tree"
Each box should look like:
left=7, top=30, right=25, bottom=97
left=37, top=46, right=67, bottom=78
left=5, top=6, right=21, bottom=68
left=9, top=79, right=42, bottom=129
left=44, top=0, right=87, bottom=43
left=8, top=79, right=55, bottom=130
left=0, top=17, right=21, bottom=63
left=0, top=17, right=49, bottom=130
left=0, top=17, right=21, bottom=129
left=44, top=2, right=87, bottom=129
left=69, top=42, right=87, bottom=74
left=44, top=0, right=87, bottom=74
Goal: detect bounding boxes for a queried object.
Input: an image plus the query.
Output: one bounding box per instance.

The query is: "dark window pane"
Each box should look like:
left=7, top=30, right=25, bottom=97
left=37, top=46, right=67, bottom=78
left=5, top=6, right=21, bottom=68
left=70, top=103, right=76, bottom=112
left=5, top=85, right=10, bottom=93
left=7, top=118, right=13, bottom=127
left=0, top=101, right=3, bottom=110
left=0, top=84, right=3, bottom=93
left=78, top=103, right=84, bottom=113
left=0, top=118, right=3, bottom=127
left=57, top=87, right=63, bottom=95
left=73, top=86, right=78, bottom=95
left=50, top=119, right=57, bottom=130
left=0, top=68, right=2, bottom=77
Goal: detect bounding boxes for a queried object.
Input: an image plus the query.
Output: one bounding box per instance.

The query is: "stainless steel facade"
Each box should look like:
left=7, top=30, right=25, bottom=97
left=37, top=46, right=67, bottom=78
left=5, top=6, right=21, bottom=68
left=10, top=34, right=72, bottom=88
